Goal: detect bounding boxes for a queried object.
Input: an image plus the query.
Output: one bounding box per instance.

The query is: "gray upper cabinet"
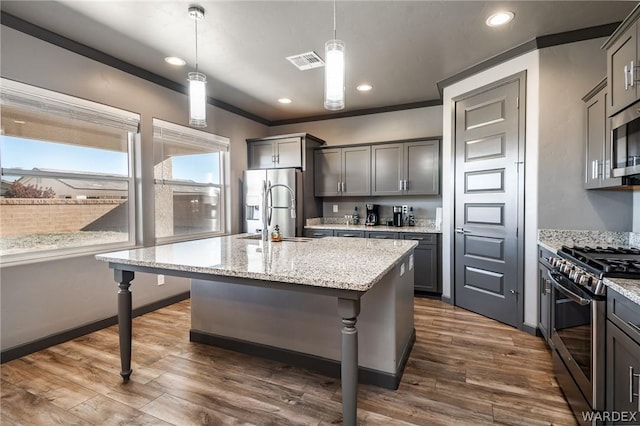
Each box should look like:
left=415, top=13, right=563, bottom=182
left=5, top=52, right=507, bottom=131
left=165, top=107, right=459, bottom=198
left=314, top=146, right=371, bottom=196
left=583, top=80, right=622, bottom=189
left=247, top=134, right=325, bottom=170
left=371, top=139, right=439, bottom=196
left=604, top=6, right=640, bottom=116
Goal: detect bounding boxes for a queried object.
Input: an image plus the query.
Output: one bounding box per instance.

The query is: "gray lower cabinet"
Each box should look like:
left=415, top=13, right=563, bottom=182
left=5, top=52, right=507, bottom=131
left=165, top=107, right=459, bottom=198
left=303, top=229, right=334, bottom=238
left=335, top=230, right=365, bottom=238
left=538, top=246, right=553, bottom=344
left=606, top=290, right=640, bottom=424
left=365, top=231, right=398, bottom=239
left=402, top=233, right=440, bottom=294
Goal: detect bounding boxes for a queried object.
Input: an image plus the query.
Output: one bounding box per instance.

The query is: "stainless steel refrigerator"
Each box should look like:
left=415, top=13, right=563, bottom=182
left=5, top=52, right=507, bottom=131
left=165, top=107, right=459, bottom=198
left=243, top=168, right=303, bottom=237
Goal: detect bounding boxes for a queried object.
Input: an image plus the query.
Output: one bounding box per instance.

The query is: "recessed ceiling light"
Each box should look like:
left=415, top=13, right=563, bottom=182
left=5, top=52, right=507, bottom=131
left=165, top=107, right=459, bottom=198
left=164, top=56, right=186, bottom=66
left=278, top=98, right=292, bottom=104
left=486, top=11, right=514, bottom=27
left=356, top=84, right=373, bottom=92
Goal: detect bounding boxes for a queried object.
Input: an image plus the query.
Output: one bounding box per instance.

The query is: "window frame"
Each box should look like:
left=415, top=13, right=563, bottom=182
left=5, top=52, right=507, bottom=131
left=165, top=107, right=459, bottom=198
left=0, top=78, right=139, bottom=265
left=152, top=118, right=229, bottom=244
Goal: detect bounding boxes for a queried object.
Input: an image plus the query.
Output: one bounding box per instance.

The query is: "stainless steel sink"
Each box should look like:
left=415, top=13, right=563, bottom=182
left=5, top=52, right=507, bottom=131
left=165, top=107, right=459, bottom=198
left=237, top=234, right=313, bottom=242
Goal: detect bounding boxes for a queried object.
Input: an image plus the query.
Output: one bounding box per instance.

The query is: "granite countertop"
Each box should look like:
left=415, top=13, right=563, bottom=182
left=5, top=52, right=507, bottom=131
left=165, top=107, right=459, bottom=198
left=305, top=223, right=441, bottom=234
left=537, top=229, right=640, bottom=306
left=96, top=234, right=418, bottom=292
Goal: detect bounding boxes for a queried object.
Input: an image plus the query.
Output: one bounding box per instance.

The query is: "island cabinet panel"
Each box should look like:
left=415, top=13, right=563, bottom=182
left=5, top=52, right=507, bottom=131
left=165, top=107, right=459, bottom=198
left=402, top=233, right=440, bottom=294
left=189, top=251, right=415, bottom=388
left=371, top=140, right=440, bottom=196
left=606, top=290, right=640, bottom=421
left=314, top=146, right=371, bottom=196
left=304, top=229, right=334, bottom=238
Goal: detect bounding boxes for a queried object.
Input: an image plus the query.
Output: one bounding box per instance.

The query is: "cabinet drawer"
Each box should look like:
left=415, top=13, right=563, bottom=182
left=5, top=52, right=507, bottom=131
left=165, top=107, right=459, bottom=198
left=402, top=233, right=437, bottom=245
left=366, top=231, right=399, bottom=239
left=335, top=230, right=365, bottom=238
left=303, top=229, right=334, bottom=238
left=608, top=289, right=640, bottom=345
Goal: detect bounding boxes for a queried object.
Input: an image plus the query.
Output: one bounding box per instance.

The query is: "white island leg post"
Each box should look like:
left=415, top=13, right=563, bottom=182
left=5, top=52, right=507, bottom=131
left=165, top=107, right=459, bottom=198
left=338, top=297, right=361, bottom=426
left=115, top=269, right=134, bottom=382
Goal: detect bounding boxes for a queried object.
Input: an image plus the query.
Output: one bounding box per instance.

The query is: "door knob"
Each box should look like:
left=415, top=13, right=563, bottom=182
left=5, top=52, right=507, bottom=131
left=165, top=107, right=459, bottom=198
left=455, top=227, right=470, bottom=234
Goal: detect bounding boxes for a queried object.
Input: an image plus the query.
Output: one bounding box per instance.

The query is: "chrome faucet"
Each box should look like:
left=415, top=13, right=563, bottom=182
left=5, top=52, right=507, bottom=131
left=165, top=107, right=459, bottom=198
left=262, top=180, right=296, bottom=242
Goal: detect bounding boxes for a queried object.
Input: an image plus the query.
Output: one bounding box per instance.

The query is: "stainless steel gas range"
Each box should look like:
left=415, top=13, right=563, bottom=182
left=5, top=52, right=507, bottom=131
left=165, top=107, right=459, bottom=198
left=543, top=245, right=640, bottom=424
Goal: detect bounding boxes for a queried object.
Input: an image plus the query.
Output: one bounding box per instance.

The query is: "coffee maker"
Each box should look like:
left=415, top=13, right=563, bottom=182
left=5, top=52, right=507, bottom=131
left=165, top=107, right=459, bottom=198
left=393, top=206, right=403, bottom=227
left=365, top=204, right=379, bottom=226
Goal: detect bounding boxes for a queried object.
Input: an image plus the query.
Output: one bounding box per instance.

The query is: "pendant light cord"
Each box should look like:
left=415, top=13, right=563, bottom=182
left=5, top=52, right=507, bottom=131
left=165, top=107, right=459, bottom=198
left=194, top=18, right=199, bottom=73
left=333, top=0, right=337, bottom=40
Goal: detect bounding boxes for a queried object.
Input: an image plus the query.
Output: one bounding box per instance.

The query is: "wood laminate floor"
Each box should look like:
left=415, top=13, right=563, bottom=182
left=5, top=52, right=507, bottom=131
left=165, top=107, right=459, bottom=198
left=1, top=297, right=577, bottom=425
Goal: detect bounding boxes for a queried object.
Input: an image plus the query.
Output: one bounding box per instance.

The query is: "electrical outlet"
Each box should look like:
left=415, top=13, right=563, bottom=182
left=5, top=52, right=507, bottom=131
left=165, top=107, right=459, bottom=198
left=157, top=275, right=165, bottom=285
left=402, top=205, right=408, bottom=214
left=333, top=204, right=339, bottom=213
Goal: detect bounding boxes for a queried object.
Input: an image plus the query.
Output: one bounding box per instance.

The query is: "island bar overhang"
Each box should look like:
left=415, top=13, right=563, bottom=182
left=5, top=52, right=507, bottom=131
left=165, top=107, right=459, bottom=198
left=95, top=235, right=417, bottom=426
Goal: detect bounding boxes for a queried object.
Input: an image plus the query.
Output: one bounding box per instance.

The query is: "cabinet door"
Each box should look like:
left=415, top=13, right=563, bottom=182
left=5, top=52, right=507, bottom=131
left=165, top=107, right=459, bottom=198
left=606, top=321, right=640, bottom=423
left=608, top=23, right=638, bottom=115
left=585, top=89, right=606, bottom=189
left=248, top=140, right=275, bottom=169
left=314, top=149, right=341, bottom=196
left=274, top=137, right=302, bottom=168
left=342, top=146, right=371, bottom=196
left=371, top=143, right=404, bottom=195
left=538, top=263, right=551, bottom=344
left=405, top=140, right=439, bottom=195
left=413, top=245, right=439, bottom=293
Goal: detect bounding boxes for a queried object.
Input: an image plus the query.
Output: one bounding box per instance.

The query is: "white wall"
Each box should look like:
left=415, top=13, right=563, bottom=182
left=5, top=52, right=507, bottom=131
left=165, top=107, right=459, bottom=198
left=442, top=51, right=540, bottom=328
left=0, top=25, right=268, bottom=351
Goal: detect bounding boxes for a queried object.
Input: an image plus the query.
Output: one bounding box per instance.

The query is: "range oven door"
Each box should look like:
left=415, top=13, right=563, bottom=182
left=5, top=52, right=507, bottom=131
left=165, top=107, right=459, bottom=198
left=548, top=270, right=605, bottom=414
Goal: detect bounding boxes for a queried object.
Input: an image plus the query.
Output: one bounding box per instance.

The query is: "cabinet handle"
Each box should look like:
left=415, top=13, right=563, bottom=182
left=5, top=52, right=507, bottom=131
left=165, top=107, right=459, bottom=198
left=631, top=61, right=636, bottom=88
left=337, top=182, right=341, bottom=193
left=408, top=236, right=424, bottom=241
left=312, top=232, right=325, bottom=237
left=341, top=182, right=345, bottom=192
left=276, top=154, right=280, bottom=164
left=374, top=235, right=390, bottom=239
left=341, top=234, right=357, bottom=237
left=625, top=64, right=630, bottom=90
left=399, top=180, right=403, bottom=191
left=405, top=180, right=408, bottom=191
left=630, top=366, right=640, bottom=410
left=591, top=160, right=598, bottom=180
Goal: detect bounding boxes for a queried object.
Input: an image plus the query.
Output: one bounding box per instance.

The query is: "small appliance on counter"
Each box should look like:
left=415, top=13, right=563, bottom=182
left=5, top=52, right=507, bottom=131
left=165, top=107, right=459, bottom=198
left=365, top=204, right=379, bottom=226
left=407, top=207, right=415, bottom=226
left=393, top=206, right=403, bottom=227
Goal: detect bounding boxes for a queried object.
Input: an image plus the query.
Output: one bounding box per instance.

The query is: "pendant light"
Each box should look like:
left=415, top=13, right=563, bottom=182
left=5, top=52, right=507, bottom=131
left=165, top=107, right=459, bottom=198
left=188, top=5, right=207, bottom=127
left=324, top=0, right=345, bottom=110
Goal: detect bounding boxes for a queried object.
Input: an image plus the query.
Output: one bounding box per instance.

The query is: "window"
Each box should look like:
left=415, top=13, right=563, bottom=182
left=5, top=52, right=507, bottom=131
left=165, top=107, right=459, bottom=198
left=153, top=119, right=228, bottom=241
left=0, top=79, right=139, bottom=262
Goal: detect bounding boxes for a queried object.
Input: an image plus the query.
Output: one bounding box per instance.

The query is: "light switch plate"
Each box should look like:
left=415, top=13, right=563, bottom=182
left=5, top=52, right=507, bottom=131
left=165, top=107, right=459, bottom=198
left=157, top=275, right=165, bottom=285
left=333, top=204, right=339, bottom=213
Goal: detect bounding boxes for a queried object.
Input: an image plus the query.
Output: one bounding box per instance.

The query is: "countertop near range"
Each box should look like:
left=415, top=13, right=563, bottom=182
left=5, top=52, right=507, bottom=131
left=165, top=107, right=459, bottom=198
left=538, top=229, right=640, bottom=306
left=96, top=234, right=418, bottom=292
left=304, top=223, right=441, bottom=234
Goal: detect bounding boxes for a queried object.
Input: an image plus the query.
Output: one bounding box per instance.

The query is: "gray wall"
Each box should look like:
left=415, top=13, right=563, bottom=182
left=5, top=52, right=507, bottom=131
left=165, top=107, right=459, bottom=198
left=270, top=106, right=444, bottom=222
left=538, top=38, right=634, bottom=231
left=0, top=25, right=268, bottom=351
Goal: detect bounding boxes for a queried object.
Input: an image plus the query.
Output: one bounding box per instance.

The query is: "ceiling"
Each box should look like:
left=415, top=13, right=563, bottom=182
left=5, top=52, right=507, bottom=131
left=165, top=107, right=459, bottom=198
left=1, top=1, right=637, bottom=123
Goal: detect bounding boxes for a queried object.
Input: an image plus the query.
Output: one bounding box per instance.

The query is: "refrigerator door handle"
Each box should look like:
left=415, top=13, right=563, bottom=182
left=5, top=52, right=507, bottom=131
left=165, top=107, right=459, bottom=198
left=267, top=180, right=273, bottom=226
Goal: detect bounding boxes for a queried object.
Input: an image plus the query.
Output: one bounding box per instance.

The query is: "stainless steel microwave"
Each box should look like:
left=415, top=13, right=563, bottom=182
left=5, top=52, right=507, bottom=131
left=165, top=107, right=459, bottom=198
left=611, top=103, right=640, bottom=178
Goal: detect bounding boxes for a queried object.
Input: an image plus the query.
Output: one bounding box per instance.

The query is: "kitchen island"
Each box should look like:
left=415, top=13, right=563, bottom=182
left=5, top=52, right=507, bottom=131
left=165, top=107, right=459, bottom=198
left=95, top=234, right=417, bottom=426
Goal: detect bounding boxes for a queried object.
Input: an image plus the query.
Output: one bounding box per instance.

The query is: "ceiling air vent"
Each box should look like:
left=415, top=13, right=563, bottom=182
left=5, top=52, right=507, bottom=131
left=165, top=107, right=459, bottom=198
left=286, top=51, right=325, bottom=70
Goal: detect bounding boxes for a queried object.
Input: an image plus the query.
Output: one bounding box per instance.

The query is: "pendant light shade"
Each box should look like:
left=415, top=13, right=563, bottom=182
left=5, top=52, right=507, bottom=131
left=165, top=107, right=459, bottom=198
left=188, top=71, right=207, bottom=127
left=324, top=39, right=345, bottom=111
left=188, top=5, right=206, bottom=128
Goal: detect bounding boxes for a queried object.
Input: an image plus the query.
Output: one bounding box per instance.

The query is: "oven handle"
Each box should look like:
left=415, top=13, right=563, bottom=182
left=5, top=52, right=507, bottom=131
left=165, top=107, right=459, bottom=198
left=547, top=270, right=591, bottom=306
